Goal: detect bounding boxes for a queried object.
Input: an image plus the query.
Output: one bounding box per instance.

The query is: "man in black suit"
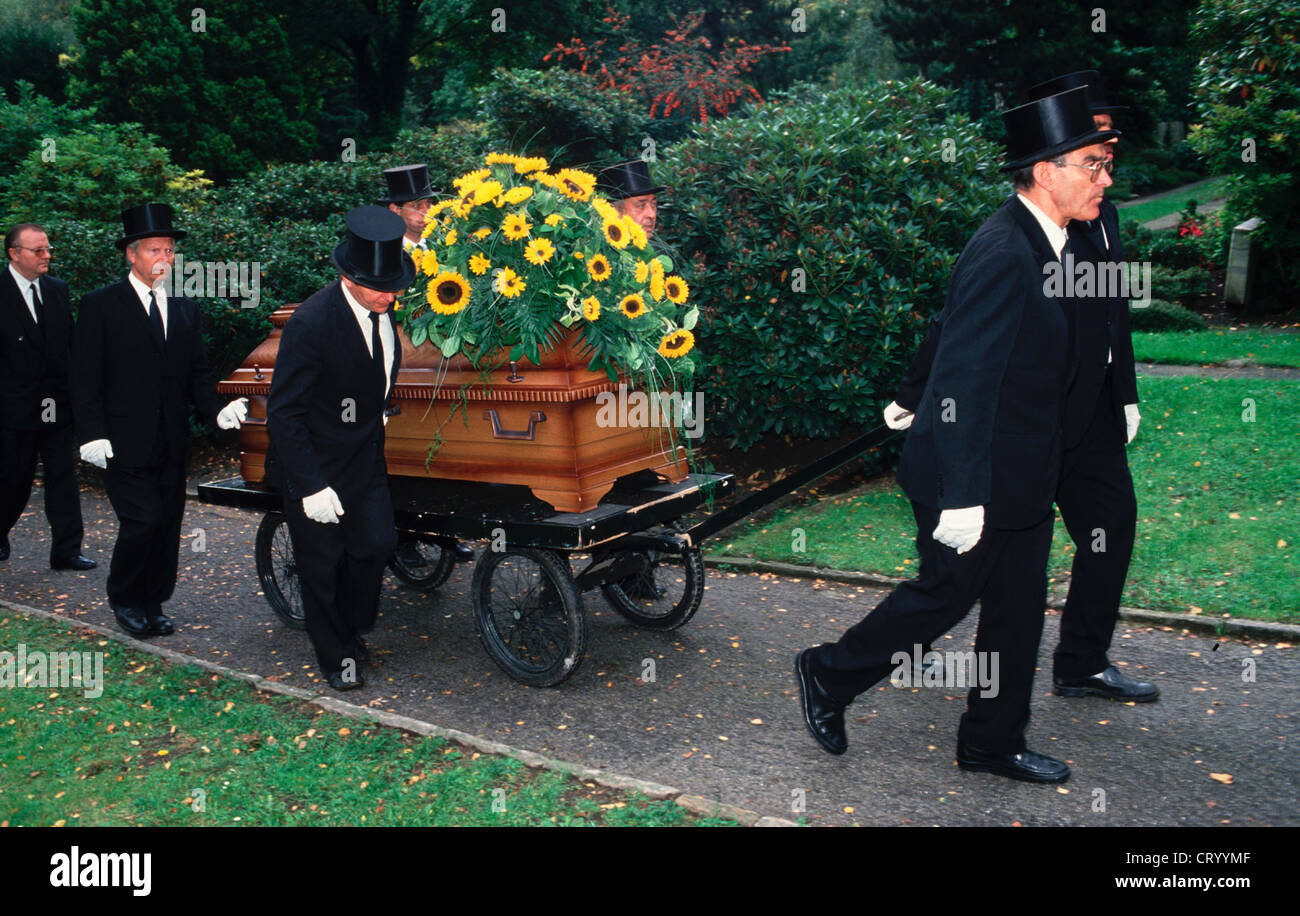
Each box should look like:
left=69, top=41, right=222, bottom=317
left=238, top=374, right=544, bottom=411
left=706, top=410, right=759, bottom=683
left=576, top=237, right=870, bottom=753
left=1, top=224, right=93, bottom=569
left=796, top=87, right=1118, bottom=783
left=71, top=204, right=249, bottom=638
left=266, top=207, right=410, bottom=692
left=885, top=71, right=1155, bottom=704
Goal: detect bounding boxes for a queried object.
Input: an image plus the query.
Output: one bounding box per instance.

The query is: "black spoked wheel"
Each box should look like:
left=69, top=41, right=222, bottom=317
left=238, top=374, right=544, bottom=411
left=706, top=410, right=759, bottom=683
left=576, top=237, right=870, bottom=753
left=387, top=538, right=457, bottom=591
left=472, top=548, right=585, bottom=687
left=602, top=547, right=705, bottom=630
left=254, top=512, right=305, bottom=630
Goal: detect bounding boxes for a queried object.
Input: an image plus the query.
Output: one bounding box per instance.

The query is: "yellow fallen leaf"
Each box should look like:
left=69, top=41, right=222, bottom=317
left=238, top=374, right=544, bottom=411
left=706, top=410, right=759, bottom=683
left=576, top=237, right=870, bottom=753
left=1210, top=772, right=1234, bottom=784
left=338, top=727, right=351, bottom=736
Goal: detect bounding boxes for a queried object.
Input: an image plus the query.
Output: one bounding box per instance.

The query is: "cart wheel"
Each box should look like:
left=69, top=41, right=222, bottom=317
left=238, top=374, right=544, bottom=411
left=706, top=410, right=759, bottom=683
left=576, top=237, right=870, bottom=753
left=602, top=546, right=705, bottom=630
left=254, top=512, right=305, bottom=630
left=387, top=538, right=456, bottom=591
left=472, top=548, right=586, bottom=687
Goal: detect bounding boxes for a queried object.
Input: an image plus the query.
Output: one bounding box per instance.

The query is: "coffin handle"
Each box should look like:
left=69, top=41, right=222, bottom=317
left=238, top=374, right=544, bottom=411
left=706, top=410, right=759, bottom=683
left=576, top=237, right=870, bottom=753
left=483, top=409, right=546, bottom=440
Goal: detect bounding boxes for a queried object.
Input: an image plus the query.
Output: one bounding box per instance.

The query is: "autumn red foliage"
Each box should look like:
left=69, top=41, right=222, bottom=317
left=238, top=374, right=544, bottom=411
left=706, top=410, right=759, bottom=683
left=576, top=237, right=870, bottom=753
left=544, top=6, right=790, bottom=125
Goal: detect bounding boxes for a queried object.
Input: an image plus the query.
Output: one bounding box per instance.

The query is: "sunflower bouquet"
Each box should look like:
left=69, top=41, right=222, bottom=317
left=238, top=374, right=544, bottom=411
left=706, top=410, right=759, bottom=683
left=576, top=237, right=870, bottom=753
left=398, top=153, right=698, bottom=389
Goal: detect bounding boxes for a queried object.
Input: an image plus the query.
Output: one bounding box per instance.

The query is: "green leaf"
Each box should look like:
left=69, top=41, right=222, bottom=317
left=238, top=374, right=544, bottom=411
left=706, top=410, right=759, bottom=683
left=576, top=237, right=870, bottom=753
left=410, top=325, right=428, bottom=348
left=440, top=334, right=460, bottom=358
left=683, top=307, right=699, bottom=331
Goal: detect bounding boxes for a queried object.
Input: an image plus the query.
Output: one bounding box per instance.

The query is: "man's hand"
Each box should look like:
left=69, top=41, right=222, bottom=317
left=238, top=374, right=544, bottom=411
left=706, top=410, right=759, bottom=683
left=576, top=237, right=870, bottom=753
left=217, top=397, right=249, bottom=430
left=1123, top=403, right=1140, bottom=444
left=932, top=506, right=984, bottom=554
left=883, top=400, right=915, bottom=431
left=302, top=487, right=344, bottom=524
left=79, top=439, right=113, bottom=469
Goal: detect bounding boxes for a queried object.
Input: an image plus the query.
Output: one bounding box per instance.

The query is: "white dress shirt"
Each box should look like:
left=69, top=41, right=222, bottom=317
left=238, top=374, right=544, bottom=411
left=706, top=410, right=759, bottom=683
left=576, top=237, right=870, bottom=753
left=127, top=271, right=168, bottom=337
left=341, top=282, right=395, bottom=399
left=8, top=263, right=42, bottom=324
left=1016, top=194, right=1068, bottom=261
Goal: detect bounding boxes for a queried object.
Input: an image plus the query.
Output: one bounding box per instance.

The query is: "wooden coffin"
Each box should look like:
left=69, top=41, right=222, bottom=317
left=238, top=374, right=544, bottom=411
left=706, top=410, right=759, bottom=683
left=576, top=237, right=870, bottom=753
left=216, top=305, right=688, bottom=512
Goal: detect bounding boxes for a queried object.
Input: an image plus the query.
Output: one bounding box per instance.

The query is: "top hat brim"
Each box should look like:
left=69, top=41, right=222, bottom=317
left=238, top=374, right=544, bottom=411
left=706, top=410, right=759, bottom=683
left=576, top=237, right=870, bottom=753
left=116, top=229, right=187, bottom=250
left=608, top=184, right=666, bottom=201
left=1001, top=127, right=1121, bottom=171
left=332, top=241, right=416, bottom=293
left=378, top=190, right=436, bottom=204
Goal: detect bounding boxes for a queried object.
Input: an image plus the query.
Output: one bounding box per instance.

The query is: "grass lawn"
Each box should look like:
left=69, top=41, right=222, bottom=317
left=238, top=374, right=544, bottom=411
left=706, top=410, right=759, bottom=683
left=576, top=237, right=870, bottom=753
left=1116, top=176, right=1230, bottom=225
left=0, top=612, right=736, bottom=827
left=1132, top=328, right=1300, bottom=368
left=717, top=376, right=1299, bottom=623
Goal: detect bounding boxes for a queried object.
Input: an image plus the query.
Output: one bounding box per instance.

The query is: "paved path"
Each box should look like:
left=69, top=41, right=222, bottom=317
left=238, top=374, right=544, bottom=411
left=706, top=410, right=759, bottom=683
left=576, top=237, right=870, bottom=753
left=1137, top=362, right=1300, bottom=380
left=3, top=484, right=1296, bottom=826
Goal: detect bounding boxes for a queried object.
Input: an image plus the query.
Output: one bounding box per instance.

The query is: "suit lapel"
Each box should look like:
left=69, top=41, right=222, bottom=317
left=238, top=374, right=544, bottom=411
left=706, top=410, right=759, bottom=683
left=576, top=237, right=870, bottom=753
left=1008, top=197, right=1081, bottom=393
left=2, top=270, right=42, bottom=343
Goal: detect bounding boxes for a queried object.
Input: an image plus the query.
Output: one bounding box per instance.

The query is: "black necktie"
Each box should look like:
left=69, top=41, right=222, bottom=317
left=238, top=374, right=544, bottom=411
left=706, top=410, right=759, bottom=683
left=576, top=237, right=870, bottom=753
left=369, top=311, right=386, bottom=389
left=148, top=290, right=165, bottom=348
left=30, top=281, right=45, bottom=327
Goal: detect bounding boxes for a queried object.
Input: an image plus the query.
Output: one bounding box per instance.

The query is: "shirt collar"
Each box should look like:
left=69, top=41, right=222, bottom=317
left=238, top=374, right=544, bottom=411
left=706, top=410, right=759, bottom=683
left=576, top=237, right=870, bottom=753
left=1016, top=193, right=1069, bottom=261
left=127, top=270, right=166, bottom=307
left=8, top=263, right=38, bottom=294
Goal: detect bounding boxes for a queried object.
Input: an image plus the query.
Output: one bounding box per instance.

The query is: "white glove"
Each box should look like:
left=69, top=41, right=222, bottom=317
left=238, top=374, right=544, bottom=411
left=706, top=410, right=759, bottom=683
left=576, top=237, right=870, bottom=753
left=383, top=413, right=389, bottom=426
left=303, top=486, right=344, bottom=524
left=79, top=439, right=114, bottom=469
left=933, top=505, right=984, bottom=555
left=883, top=400, right=914, bottom=430
left=217, top=397, right=249, bottom=430
left=1123, top=403, right=1140, bottom=444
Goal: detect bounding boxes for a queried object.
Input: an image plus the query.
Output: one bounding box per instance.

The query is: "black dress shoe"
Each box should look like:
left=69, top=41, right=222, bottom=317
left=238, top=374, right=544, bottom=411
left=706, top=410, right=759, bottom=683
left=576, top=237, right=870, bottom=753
left=0, top=535, right=9, bottom=560
left=145, top=606, right=175, bottom=636
left=795, top=649, right=848, bottom=755
left=956, top=744, right=1070, bottom=783
left=1054, top=666, right=1159, bottom=702
left=452, top=540, right=474, bottom=561
left=112, top=604, right=152, bottom=638
left=51, top=554, right=97, bottom=571
left=327, top=670, right=365, bottom=691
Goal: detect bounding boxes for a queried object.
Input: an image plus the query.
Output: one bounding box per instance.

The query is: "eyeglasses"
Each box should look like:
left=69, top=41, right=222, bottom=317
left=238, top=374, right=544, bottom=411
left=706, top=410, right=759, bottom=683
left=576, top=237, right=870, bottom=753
left=1052, top=157, right=1115, bottom=182
left=12, top=245, right=54, bottom=256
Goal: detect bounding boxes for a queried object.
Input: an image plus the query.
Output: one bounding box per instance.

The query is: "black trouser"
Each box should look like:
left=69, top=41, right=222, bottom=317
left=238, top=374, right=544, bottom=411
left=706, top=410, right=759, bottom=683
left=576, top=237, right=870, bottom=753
left=104, top=455, right=188, bottom=608
left=1053, top=371, right=1138, bottom=681
left=811, top=501, right=1054, bottom=754
left=0, top=422, right=85, bottom=559
left=283, top=472, right=397, bottom=675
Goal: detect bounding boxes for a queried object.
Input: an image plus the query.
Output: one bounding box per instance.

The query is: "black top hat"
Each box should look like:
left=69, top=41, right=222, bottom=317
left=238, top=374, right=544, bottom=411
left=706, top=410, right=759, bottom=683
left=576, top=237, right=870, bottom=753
left=1027, top=70, right=1126, bottom=115
left=598, top=160, right=666, bottom=201
left=332, top=206, right=416, bottom=293
left=1001, top=87, right=1120, bottom=171
left=116, top=203, right=187, bottom=250
left=379, top=164, right=435, bottom=204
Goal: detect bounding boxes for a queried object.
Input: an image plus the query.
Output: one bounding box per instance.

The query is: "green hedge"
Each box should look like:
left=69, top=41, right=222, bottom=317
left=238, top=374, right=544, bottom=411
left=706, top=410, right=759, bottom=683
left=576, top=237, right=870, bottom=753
left=1129, top=298, right=1208, bottom=332
left=660, top=79, right=1005, bottom=449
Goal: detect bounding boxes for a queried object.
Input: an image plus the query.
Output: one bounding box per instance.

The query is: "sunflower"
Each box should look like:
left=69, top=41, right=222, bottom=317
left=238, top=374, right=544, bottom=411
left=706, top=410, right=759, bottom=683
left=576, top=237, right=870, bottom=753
left=602, top=218, right=630, bottom=250
left=451, top=198, right=473, bottom=219
left=587, top=253, right=611, bottom=282
left=473, top=226, right=491, bottom=240
left=501, top=212, right=532, bottom=240
left=624, top=217, right=648, bottom=250
left=544, top=213, right=564, bottom=227
left=648, top=258, right=666, bottom=301
left=495, top=266, right=526, bottom=298
left=664, top=275, right=689, bottom=304
left=502, top=185, right=533, bottom=205
left=620, top=294, right=647, bottom=319
left=634, top=260, right=649, bottom=284
left=582, top=296, right=601, bottom=321
left=445, top=229, right=458, bottom=246
left=524, top=237, right=555, bottom=265
left=555, top=167, right=596, bottom=202
left=453, top=169, right=490, bottom=193
left=427, top=271, right=471, bottom=315
left=468, top=252, right=491, bottom=276
left=420, top=249, right=439, bottom=276
left=657, top=329, right=695, bottom=358
left=485, top=152, right=517, bottom=166
left=470, top=180, right=503, bottom=205
left=514, top=156, right=549, bottom=174
left=591, top=196, right=619, bottom=223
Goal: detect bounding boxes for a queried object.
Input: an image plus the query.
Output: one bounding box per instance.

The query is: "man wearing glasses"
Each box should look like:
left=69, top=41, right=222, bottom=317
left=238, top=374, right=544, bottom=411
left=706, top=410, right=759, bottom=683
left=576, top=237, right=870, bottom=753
left=1, top=224, right=93, bottom=570
left=797, top=88, right=1117, bottom=783
left=884, top=72, right=1154, bottom=706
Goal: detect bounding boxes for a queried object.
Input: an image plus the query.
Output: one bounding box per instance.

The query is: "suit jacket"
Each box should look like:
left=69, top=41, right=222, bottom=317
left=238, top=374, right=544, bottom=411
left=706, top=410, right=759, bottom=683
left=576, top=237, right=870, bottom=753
left=0, top=271, right=75, bottom=430
left=895, top=196, right=1075, bottom=530
left=71, top=278, right=224, bottom=467
left=266, top=280, right=401, bottom=502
